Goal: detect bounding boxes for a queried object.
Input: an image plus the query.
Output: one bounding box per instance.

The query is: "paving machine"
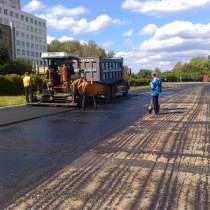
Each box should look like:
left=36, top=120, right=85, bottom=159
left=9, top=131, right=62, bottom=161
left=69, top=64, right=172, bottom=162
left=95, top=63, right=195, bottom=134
left=30, top=52, right=130, bottom=108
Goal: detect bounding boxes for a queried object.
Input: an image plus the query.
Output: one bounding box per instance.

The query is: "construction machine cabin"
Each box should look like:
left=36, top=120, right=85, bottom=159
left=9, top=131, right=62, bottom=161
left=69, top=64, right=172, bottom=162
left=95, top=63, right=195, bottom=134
left=31, top=52, right=129, bottom=108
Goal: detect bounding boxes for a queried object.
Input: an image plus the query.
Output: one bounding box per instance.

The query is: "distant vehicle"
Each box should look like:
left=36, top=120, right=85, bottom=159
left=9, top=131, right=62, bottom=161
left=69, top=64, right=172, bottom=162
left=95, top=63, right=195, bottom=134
left=30, top=52, right=130, bottom=109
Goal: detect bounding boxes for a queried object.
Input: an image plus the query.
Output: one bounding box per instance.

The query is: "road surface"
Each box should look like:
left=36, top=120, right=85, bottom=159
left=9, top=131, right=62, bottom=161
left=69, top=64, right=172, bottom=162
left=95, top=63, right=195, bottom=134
left=0, top=83, right=209, bottom=209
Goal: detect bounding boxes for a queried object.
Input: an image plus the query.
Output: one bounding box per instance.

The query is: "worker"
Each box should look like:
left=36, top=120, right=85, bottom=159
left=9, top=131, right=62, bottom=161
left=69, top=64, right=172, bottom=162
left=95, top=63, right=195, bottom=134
left=23, top=72, right=32, bottom=103
left=148, top=72, right=162, bottom=115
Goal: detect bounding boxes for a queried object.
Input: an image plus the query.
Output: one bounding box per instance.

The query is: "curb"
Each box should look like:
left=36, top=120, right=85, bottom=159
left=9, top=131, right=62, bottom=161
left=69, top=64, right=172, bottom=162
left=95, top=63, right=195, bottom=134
left=0, top=104, right=25, bottom=110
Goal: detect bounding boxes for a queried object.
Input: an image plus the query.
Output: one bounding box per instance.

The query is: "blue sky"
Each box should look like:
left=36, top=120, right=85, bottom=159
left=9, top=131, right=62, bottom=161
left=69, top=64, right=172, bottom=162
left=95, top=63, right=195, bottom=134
left=21, top=0, right=210, bottom=71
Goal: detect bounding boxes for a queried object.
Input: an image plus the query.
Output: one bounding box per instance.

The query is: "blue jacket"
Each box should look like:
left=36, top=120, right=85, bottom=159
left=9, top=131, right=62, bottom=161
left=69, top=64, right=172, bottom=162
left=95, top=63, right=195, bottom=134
left=150, top=77, right=162, bottom=96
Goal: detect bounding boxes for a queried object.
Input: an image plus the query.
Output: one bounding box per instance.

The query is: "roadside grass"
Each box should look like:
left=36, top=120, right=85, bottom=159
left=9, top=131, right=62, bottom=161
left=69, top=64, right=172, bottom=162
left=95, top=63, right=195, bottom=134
left=0, top=96, right=25, bottom=107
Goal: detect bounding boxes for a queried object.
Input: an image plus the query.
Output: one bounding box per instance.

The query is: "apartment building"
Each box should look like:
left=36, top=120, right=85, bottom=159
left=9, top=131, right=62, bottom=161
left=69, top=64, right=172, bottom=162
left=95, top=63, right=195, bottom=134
left=0, top=0, right=47, bottom=66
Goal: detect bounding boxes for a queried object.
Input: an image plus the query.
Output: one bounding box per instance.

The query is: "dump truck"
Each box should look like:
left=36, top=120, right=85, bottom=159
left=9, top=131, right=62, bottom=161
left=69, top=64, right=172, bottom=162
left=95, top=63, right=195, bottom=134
left=30, top=52, right=129, bottom=108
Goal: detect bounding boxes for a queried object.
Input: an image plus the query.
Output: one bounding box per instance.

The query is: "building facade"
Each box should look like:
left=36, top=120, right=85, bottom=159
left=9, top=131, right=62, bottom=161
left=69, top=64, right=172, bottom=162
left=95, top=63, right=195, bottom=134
left=0, top=0, right=47, bottom=66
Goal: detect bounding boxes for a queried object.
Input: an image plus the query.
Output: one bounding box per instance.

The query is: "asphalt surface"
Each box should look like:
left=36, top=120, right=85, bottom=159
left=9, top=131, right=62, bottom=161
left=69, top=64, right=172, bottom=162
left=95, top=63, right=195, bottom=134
left=0, top=84, right=190, bottom=208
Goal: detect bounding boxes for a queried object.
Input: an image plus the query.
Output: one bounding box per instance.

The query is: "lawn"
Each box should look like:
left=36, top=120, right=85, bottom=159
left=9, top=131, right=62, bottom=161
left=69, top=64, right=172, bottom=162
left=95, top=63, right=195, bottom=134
left=0, top=96, right=25, bottom=107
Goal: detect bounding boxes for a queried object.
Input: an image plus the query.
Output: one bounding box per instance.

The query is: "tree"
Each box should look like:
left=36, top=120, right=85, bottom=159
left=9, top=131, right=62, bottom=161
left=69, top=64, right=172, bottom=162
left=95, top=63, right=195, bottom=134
left=137, top=69, right=152, bottom=79
left=0, top=42, right=10, bottom=65
left=48, top=39, right=110, bottom=57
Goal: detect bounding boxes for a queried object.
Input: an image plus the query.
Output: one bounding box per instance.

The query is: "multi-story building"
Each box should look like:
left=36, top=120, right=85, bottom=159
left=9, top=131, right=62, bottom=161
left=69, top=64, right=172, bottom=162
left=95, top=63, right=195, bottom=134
left=0, top=0, right=47, bottom=66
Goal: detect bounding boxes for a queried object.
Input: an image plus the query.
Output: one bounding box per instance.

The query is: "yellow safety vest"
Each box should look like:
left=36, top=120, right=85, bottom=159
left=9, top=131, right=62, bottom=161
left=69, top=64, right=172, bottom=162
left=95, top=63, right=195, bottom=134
left=23, top=76, right=31, bottom=88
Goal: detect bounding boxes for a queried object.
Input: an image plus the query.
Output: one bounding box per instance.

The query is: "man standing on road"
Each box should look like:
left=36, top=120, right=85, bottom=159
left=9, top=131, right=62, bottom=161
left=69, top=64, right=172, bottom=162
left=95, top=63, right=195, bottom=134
left=148, top=72, right=162, bottom=115
left=23, top=72, right=32, bottom=103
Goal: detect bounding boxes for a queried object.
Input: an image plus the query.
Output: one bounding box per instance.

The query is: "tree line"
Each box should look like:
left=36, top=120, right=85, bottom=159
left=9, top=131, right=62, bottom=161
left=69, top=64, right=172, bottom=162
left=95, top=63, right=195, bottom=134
left=48, top=40, right=115, bottom=58
left=130, top=57, right=210, bottom=86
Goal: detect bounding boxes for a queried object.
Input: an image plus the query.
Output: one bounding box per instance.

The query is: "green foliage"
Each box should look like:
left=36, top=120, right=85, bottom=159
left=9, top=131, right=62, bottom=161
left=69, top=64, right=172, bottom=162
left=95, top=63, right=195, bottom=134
left=31, top=73, right=44, bottom=91
left=129, top=78, right=150, bottom=86
left=128, top=69, right=151, bottom=86
left=48, top=40, right=113, bottom=57
left=0, top=42, right=10, bottom=65
left=129, top=57, right=210, bottom=85
left=1, top=59, right=32, bottom=75
left=0, top=73, right=45, bottom=95
left=137, top=69, right=152, bottom=79
left=162, top=57, right=210, bottom=82
left=0, top=74, right=23, bottom=95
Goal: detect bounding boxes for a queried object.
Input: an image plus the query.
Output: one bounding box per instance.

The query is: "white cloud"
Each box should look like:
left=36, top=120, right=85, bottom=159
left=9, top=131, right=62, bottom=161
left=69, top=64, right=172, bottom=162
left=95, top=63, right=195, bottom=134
left=47, top=35, right=56, bottom=44
left=47, top=35, right=74, bottom=43
left=58, top=36, right=74, bottom=42
left=47, top=5, right=86, bottom=17
left=123, top=29, right=134, bottom=37
left=23, top=0, right=46, bottom=12
left=122, top=0, right=210, bottom=16
left=140, top=24, right=157, bottom=35
left=38, top=12, right=122, bottom=34
left=80, top=40, right=88, bottom=45
left=101, top=41, right=114, bottom=48
left=116, top=20, right=210, bottom=71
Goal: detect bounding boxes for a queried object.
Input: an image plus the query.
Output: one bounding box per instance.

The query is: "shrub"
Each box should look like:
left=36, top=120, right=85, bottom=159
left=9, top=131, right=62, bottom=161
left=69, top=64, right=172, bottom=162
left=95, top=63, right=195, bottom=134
left=0, top=74, right=45, bottom=95
left=129, top=78, right=150, bottom=86
left=0, top=59, right=32, bottom=75
left=0, top=75, right=23, bottom=95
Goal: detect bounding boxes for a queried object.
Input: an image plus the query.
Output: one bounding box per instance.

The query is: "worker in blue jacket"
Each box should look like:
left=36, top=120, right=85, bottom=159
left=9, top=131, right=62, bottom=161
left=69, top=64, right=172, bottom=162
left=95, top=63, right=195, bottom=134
left=148, top=72, right=162, bottom=115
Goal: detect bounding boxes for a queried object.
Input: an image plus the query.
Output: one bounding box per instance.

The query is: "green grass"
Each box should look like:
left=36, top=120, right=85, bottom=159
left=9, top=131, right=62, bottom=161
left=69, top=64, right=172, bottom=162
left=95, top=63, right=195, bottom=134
left=0, top=96, right=25, bottom=107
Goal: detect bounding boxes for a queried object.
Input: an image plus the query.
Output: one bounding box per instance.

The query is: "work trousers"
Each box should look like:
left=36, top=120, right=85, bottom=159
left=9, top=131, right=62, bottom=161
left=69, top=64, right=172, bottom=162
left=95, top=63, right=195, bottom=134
left=152, top=95, right=159, bottom=114
left=25, top=86, right=33, bottom=103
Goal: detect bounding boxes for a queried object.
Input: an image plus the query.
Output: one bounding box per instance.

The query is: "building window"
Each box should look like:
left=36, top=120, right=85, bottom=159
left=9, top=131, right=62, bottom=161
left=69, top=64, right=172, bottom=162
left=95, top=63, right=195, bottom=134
left=21, top=15, right=24, bottom=20
left=10, top=11, right=13, bottom=17
left=4, top=9, right=8, bottom=15
left=22, top=49, right=25, bottom=56
left=16, top=40, right=20, bottom=46
left=25, top=17, right=29, bottom=22
left=31, top=51, right=34, bottom=56
left=35, top=20, right=37, bottom=25
left=17, top=49, right=20, bottom=55
left=27, top=50, right=30, bottom=56
left=30, top=18, right=33, bottom=24
left=21, top=41, right=25, bottom=47
left=26, top=42, right=30, bottom=47
left=0, top=8, right=2, bottom=13
left=21, top=32, right=25, bottom=38
left=31, top=43, right=34, bottom=48
left=31, top=34, right=34, bottom=40
left=31, top=26, right=33, bottom=32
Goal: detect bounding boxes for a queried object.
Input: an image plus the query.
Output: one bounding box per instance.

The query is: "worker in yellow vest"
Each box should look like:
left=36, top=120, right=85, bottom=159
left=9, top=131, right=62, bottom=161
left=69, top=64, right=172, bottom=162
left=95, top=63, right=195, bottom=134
left=23, top=72, right=32, bottom=103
